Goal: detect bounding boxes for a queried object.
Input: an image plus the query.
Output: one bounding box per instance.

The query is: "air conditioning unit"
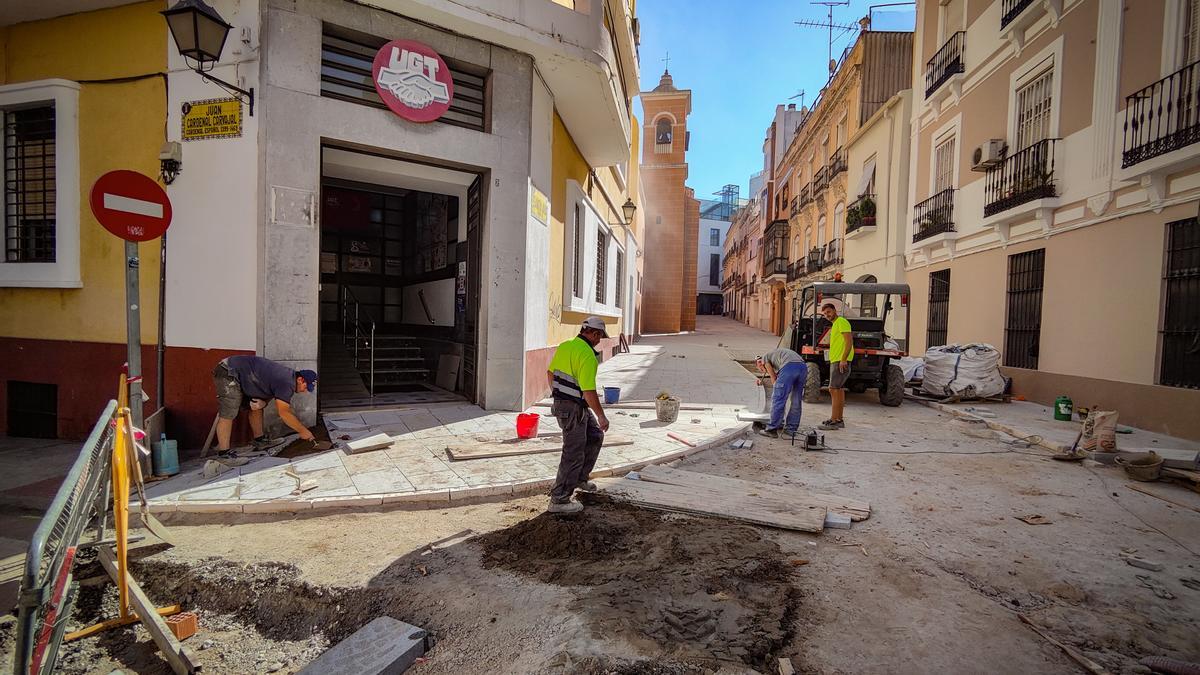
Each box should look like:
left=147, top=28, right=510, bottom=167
left=971, top=140, right=1006, bottom=171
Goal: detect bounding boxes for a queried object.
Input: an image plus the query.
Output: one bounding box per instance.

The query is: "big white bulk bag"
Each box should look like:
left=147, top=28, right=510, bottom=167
left=922, top=344, right=1006, bottom=399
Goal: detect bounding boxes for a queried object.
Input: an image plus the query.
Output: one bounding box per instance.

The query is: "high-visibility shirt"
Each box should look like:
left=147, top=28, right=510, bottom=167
left=548, top=336, right=599, bottom=403
left=828, top=316, right=854, bottom=362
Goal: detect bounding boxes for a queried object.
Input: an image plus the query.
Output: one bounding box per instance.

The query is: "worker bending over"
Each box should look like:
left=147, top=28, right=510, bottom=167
left=212, top=355, right=317, bottom=455
left=756, top=348, right=807, bottom=438
left=821, top=302, right=853, bottom=430
left=545, top=316, right=611, bottom=514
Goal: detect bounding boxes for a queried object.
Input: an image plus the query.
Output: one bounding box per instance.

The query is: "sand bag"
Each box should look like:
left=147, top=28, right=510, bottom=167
left=922, top=344, right=1006, bottom=399
left=1081, top=410, right=1118, bottom=452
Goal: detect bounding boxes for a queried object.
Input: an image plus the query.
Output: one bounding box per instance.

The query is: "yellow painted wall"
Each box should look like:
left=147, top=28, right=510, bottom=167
left=0, top=1, right=166, bottom=344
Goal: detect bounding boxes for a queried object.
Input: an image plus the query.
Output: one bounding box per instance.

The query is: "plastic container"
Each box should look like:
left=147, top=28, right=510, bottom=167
left=655, top=397, right=681, bottom=423
left=1117, top=452, right=1163, bottom=482
left=516, top=412, right=541, bottom=439
left=1053, top=395, right=1073, bottom=421
left=603, top=387, right=621, bottom=404
left=151, top=432, right=180, bottom=477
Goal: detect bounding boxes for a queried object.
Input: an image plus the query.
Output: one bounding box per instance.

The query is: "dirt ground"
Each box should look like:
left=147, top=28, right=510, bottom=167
left=3, top=396, right=1199, bottom=674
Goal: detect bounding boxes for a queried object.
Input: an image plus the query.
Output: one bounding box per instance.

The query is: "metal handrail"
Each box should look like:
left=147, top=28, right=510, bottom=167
left=926, top=32, right=966, bottom=97
left=341, top=287, right=377, bottom=396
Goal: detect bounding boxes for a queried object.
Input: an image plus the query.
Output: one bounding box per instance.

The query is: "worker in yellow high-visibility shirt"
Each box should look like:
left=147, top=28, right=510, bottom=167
left=820, top=302, right=854, bottom=430
left=544, top=316, right=611, bottom=514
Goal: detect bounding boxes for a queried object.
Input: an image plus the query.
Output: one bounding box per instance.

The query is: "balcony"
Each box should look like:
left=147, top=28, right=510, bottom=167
left=820, top=238, right=843, bottom=269
left=1000, top=0, right=1063, bottom=50
left=805, top=248, right=822, bottom=275
left=799, top=182, right=813, bottom=206
left=845, top=193, right=877, bottom=238
left=925, top=32, right=965, bottom=100
left=787, top=260, right=803, bottom=282
left=790, top=196, right=800, bottom=217
left=813, top=166, right=830, bottom=196
left=984, top=138, right=1058, bottom=218
left=1122, top=60, right=1200, bottom=170
left=828, top=148, right=847, bottom=178
left=912, top=189, right=956, bottom=244
left=762, top=219, right=790, bottom=283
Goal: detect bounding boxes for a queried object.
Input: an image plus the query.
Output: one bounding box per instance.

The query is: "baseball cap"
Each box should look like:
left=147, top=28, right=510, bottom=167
left=581, top=316, right=609, bottom=338
left=297, top=369, right=318, bottom=392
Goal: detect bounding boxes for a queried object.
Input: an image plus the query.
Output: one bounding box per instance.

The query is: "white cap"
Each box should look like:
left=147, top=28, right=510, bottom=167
left=582, top=316, right=609, bottom=337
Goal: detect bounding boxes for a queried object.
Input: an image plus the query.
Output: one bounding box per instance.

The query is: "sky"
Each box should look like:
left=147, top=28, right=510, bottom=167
left=635, top=0, right=916, bottom=203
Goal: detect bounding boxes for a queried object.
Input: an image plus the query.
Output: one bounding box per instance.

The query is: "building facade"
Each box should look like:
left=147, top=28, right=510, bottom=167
left=906, top=0, right=1200, bottom=438
left=640, top=69, right=699, bottom=334
left=0, top=0, right=645, bottom=446
left=696, top=195, right=735, bottom=315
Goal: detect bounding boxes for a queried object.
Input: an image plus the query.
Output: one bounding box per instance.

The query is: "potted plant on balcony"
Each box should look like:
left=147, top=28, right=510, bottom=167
left=860, top=196, right=876, bottom=228
left=846, top=205, right=863, bottom=231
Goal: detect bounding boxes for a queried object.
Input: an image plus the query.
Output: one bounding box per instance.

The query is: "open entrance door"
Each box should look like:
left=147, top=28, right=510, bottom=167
left=462, top=174, right=482, bottom=403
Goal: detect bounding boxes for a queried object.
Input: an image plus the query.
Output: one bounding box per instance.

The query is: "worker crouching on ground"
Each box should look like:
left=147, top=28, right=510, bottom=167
left=212, top=355, right=317, bottom=457
left=821, top=302, right=854, bottom=430
left=545, top=316, right=611, bottom=514
left=756, top=348, right=807, bottom=438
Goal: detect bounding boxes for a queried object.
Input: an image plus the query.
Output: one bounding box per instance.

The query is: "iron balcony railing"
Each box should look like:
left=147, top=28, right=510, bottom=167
left=799, top=182, right=813, bottom=205
left=790, top=196, right=800, bottom=216
left=763, top=256, right=789, bottom=278
left=787, top=260, right=803, bottom=282
left=984, top=138, right=1058, bottom=217
left=828, top=148, right=848, bottom=178
left=913, top=188, right=956, bottom=242
left=926, top=32, right=966, bottom=98
left=846, top=193, right=877, bottom=234
left=805, top=247, right=822, bottom=274
left=1123, top=59, right=1200, bottom=168
left=813, top=166, right=830, bottom=195
left=1001, top=0, right=1036, bottom=28
left=823, top=238, right=843, bottom=267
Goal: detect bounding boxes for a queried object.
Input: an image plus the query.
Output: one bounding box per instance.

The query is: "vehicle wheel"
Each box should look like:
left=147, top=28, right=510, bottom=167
left=848, top=381, right=868, bottom=394
left=879, top=363, right=905, bottom=407
left=804, top=363, right=823, bottom=403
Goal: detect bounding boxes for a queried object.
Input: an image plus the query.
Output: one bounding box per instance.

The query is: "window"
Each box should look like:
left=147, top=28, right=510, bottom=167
left=615, top=250, right=624, bottom=309
left=709, top=253, right=720, bottom=286
left=833, top=202, right=845, bottom=239
left=709, top=228, right=720, bottom=246
left=1015, top=68, right=1053, bottom=151
left=934, top=136, right=956, bottom=193
left=595, top=230, right=608, bottom=304
left=572, top=203, right=583, bottom=298
left=1184, top=0, right=1200, bottom=66
left=4, top=106, right=55, bottom=262
left=1004, top=249, right=1045, bottom=369
left=927, top=270, right=951, bottom=348
left=0, top=79, right=80, bottom=288
left=1161, top=218, right=1200, bottom=388
left=817, top=216, right=827, bottom=246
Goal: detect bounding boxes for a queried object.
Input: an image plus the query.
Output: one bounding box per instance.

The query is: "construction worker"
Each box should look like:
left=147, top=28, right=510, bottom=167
left=755, top=348, right=807, bottom=438
left=545, top=316, right=611, bottom=514
left=212, top=356, right=318, bottom=455
left=820, top=302, right=854, bottom=430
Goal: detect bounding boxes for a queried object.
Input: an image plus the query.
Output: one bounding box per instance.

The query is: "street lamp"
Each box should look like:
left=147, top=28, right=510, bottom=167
left=162, top=0, right=255, bottom=115
left=621, top=197, right=637, bottom=224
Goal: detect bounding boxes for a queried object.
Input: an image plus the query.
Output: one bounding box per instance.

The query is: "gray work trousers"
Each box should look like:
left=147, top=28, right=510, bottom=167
left=549, top=398, right=604, bottom=503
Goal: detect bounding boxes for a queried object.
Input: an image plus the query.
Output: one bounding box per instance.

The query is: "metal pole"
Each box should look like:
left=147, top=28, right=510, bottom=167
left=369, top=323, right=375, bottom=396
left=155, top=233, right=166, bottom=411
left=125, top=241, right=144, bottom=434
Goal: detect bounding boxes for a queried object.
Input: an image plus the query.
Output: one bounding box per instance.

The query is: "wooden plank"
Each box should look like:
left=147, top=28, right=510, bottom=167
left=532, top=401, right=712, bottom=411
left=65, top=605, right=180, bottom=642
left=591, top=477, right=826, bottom=533
left=636, top=465, right=870, bottom=521
left=1018, top=614, right=1112, bottom=675
left=98, top=547, right=199, bottom=674
left=446, top=436, right=633, bottom=461
left=199, top=414, right=219, bottom=458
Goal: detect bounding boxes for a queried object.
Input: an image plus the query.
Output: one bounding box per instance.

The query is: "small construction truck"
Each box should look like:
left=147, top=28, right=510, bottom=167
left=786, top=281, right=911, bottom=407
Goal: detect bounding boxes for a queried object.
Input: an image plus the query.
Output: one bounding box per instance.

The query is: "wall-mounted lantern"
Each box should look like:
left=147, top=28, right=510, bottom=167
left=162, top=0, right=255, bottom=115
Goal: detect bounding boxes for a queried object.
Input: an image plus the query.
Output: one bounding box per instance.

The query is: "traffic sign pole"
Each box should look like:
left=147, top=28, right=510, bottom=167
left=125, top=240, right=143, bottom=435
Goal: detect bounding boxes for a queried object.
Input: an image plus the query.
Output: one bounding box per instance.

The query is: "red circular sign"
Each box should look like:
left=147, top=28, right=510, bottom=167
left=371, top=39, right=454, bottom=123
left=89, top=170, right=172, bottom=242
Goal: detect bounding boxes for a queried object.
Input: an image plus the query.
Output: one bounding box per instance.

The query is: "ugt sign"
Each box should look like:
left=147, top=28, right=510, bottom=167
left=372, top=39, right=454, bottom=123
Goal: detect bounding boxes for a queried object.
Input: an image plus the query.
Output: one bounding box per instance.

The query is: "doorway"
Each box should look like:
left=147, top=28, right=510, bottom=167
left=318, top=147, right=483, bottom=410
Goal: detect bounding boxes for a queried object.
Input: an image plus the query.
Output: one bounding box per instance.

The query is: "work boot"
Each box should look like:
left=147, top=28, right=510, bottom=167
left=819, top=420, right=845, bottom=430
left=576, top=481, right=599, bottom=492
left=547, top=499, right=584, bottom=515
left=757, top=428, right=780, bottom=438
left=252, top=435, right=274, bottom=450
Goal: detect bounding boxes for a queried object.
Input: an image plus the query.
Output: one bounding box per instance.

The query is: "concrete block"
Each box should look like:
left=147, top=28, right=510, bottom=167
left=448, top=484, right=514, bottom=501
left=177, top=501, right=244, bottom=514
left=298, top=616, right=425, bottom=675
left=243, top=499, right=313, bottom=514
left=146, top=500, right=178, bottom=515
left=824, top=512, right=852, bottom=530
left=307, top=495, right=384, bottom=510
left=509, top=478, right=554, bottom=494
left=382, top=489, right=451, bottom=504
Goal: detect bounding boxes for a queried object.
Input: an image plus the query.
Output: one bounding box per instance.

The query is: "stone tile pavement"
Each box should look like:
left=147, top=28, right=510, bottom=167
left=145, top=317, right=783, bottom=515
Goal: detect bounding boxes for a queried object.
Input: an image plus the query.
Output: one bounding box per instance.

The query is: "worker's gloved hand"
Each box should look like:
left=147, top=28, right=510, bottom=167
left=299, top=429, right=316, bottom=442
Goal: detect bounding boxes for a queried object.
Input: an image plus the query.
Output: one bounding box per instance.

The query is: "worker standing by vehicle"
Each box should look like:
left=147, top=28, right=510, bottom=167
left=821, top=302, right=853, bottom=430
left=545, top=316, right=611, bottom=514
left=755, top=348, right=807, bottom=438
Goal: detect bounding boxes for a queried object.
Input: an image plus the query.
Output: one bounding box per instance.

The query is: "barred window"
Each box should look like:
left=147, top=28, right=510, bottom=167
left=615, top=250, right=624, bottom=309
left=595, top=230, right=608, bottom=304
left=572, top=203, right=583, bottom=299
left=4, top=106, right=56, bottom=263
left=1015, top=68, right=1053, bottom=152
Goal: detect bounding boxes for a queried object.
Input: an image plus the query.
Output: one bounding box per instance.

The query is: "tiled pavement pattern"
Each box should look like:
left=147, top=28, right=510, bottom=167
left=145, top=317, right=782, bottom=514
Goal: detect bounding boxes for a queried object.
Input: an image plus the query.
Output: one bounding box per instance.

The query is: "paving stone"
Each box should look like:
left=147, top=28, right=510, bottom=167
left=341, top=450, right=397, bottom=474
left=382, top=489, right=451, bottom=504
left=292, top=451, right=345, bottom=472
left=243, top=499, right=313, bottom=514
left=406, top=471, right=468, bottom=491
left=449, top=484, right=514, bottom=501
left=307, top=495, right=384, bottom=510
left=179, top=482, right=241, bottom=501
left=351, top=468, right=415, bottom=495
left=297, top=616, right=425, bottom=675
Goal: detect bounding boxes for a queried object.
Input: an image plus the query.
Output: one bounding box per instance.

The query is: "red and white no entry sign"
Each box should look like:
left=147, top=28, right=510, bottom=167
left=89, top=170, right=172, bottom=242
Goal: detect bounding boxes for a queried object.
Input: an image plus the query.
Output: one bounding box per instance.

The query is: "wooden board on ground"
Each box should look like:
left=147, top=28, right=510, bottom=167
left=636, top=464, right=870, bottom=521
left=345, top=433, right=394, bottom=454
left=446, top=436, right=633, bottom=461
left=591, top=477, right=826, bottom=533
left=98, top=547, right=199, bottom=674
left=1163, top=467, right=1200, bottom=492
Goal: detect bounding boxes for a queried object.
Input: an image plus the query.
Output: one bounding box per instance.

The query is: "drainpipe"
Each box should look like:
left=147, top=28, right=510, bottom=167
left=156, top=232, right=167, bottom=411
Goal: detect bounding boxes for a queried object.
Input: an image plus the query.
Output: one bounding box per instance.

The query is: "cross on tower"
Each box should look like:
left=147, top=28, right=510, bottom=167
left=662, top=51, right=671, bottom=71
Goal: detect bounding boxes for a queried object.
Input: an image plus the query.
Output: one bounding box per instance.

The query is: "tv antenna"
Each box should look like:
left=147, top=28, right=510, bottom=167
left=796, top=0, right=856, bottom=75
left=789, top=89, right=807, bottom=109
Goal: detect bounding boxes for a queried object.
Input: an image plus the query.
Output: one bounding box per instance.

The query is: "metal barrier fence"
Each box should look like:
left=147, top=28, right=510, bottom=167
left=13, top=400, right=117, bottom=675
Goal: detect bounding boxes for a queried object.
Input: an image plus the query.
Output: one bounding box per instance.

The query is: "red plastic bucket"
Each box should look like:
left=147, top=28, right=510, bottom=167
left=516, top=412, right=541, bottom=439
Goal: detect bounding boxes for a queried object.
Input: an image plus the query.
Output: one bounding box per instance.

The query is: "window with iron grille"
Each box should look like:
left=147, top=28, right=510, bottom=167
left=595, top=230, right=608, bottom=304
left=927, top=269, right=951, bottom=348
left=1015, top=67, right=1053, bottom=152
left=1004, top=249, right=1045, bottom=369
left=572, top=203, right=583, bottom=299
left=4, top=106, right=56, bottom=263
left=934, top=135, right=956, bottom=193
left=1161, top=218, right=1200, bottom=388
left=615, top=250, right=624, bottom=309
left=319, top=27, right=489, bottom=132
